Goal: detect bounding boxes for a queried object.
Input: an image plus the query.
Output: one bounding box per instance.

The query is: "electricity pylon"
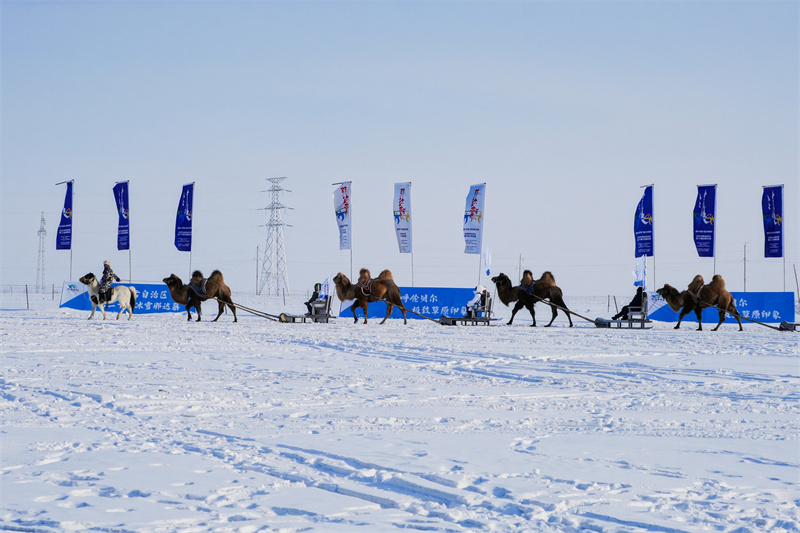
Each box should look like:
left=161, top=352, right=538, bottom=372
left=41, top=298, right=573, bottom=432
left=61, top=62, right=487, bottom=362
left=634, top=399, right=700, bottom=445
left=258, top=177, right=291, bottom=296
left=36, top=212, right=47, bottom=292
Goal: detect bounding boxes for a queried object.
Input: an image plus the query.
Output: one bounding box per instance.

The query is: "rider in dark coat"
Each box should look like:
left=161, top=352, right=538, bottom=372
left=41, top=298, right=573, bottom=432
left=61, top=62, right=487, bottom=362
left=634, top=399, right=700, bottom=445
left=305, top=283, right=322, bottom=315
left=612, top=286, right=644, bottom=320
left=100, top=260, right=120, bottom=303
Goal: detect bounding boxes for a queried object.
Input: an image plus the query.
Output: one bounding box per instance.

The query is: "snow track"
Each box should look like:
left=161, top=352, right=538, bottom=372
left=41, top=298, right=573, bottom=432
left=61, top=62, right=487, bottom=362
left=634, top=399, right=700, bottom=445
left=1, top=308, right=798, bottom=532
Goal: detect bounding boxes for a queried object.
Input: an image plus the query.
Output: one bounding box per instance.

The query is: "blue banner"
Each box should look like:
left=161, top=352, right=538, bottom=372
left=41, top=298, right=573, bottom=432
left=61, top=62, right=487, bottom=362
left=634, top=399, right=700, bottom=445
left=56, top=181, right=73, bottom=250
left=634, top=186, right=654, bottom=257
left=113, top=182, right=130, bottom=251
left=762, top=185, right=783, bottom=258
left=693, top=185, right=716, bottom=257
left=338, top=287, right=474, bottom=320
left=60, top=282, right=183, bottom=314
left=175, top=183, right=193, bottom=252
left=648, top=292, right=794, bottom=324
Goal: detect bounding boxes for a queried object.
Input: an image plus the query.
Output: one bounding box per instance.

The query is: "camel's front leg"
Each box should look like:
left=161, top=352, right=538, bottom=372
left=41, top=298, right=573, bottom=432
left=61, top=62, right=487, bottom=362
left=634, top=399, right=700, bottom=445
left=508, top=301, right=525, bottom=325
left=350, top=301, right=360, bottom=323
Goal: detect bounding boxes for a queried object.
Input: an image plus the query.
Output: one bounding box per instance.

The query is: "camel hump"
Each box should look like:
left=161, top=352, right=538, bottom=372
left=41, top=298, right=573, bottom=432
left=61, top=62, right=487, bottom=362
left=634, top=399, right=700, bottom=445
left=192, top=270, right=204, bottom=279
left=688, top=274, right=704, bottom=292
left=378, top=269, right=393, bottom=280
left=521, top=270, right=534, bottom=284
left=210, top=269, right=224, bottom=279
left=359, top=268, right=371, bottom=282
left=710, top=274, right=725, bottom=288
left=539, top=271, right=556, bottom=286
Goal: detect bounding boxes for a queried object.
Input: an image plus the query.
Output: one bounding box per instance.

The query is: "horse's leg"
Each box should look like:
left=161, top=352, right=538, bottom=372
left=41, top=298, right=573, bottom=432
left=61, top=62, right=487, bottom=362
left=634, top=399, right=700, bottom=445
left=88, top=295, right=97, bottom=320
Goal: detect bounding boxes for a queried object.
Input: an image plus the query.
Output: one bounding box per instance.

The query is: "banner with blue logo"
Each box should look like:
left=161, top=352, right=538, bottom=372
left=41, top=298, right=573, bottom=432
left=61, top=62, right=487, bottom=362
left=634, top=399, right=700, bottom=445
left=463, top=184, right=485, bottom=254
left=56, top=181, right=73, bottom=250
left=634, top=185, right=653, bottom=257
left=175, top=183, right=193, bottom=252
left=393, top=182, right=412, bottom=253
left=338, top=287, right=474, bottom=321
left=762, top=185, right=783, bottom=258
left=60, top=282, right=183, bottom=314
left=648, top=292, right=794, bottom=324
left=693, top=185, right=716, bottom=257
left=113, top=181, right=130, bottom=250
left=333, top=181, right=352, bottom=250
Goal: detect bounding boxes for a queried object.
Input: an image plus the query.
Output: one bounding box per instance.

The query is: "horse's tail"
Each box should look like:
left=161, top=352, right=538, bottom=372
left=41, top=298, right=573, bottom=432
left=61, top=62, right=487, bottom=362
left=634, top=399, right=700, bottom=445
left=129, top=287, right=137, bottom=310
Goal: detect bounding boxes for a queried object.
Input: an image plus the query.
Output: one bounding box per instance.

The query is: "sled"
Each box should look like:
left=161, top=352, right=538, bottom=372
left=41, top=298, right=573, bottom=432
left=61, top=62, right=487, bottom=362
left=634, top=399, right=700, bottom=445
left=439, top=294, right=497, bottom=326
left=280, top=297, right=333, bottom=324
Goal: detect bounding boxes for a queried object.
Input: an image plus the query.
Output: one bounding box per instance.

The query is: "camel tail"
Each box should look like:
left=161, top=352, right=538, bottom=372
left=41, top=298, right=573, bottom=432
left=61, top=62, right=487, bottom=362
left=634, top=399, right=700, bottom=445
left=378, top=269, right=393, bottom=280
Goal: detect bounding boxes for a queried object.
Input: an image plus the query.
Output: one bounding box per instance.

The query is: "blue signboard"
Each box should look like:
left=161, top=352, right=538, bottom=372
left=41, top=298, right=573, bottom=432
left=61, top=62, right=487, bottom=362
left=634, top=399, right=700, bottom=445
left=634, top=186, right=654, bottom=257
left=648, top=292, right=794, bottom=324
left=60, top=282, right=183, bottom=314
left=337, top=286, right=475, bottom=321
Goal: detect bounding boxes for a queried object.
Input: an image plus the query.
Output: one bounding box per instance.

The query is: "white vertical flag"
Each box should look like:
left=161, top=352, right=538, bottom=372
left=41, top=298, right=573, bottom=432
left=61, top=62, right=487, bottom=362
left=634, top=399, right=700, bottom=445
left=463, top=183, right=485, bottom=254
left=633, top=255, right=646, bottom=291
left=333, top=181, right=352, bottom=250
left=393, top=182, right=412, bottom=253
left=483, top=246, right=492, bottom=276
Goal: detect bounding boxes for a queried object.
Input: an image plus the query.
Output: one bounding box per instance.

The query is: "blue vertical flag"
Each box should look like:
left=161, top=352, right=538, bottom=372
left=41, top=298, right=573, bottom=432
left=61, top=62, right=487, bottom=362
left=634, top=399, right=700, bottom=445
left=693, top=185, right=716, bottom=257
left=174, top=183, right=194, bottom=252
left=633, top=185, right=654, bottom=257
left=56, top=181, right=73, bottom=250
left=113, top=182, right=130, bottom=250
left=762, top=185, right=783, bottom=258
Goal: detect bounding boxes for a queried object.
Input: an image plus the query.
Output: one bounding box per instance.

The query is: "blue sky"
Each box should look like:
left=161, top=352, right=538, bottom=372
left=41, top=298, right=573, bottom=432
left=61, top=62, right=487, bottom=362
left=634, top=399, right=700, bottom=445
left=2, top=1, right=797, bottom=298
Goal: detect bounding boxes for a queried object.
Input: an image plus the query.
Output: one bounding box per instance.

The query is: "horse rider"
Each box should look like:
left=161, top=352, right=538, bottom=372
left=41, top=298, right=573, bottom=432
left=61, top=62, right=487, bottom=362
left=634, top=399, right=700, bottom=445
left=100, top=260, right=120, bottom=303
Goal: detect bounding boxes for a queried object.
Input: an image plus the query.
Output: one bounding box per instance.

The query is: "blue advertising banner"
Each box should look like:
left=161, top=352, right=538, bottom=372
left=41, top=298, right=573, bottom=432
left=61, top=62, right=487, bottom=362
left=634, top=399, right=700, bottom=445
left=113, top=182, right=130, bottom=250
left=762, top=185, right=783, bottom=258
left=634, top=186, right=654, bottom=257
left=56, top=181, right=73, bottom=250
left=648, top=292, right=794, bottom=324
left=337, top=287, right=474, bottom=320
left=693, top=185, right=716, bottom=257
left=60, top=282, right=183, bottom=314
left=175, top=183, right=193, bottom=252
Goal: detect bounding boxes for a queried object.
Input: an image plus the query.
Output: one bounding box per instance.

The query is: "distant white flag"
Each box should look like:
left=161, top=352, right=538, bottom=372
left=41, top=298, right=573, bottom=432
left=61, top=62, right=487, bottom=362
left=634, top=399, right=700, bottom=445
left=393, top=182, right=412, bottom=253
left=333, top=182, right=352, bottom=250
left=320, top=273, right=334, bottom=299
left=463, top=184, right=485, bottom=254
left=633, top=255, right=646, bottom=290
left=483, top=246, right=492, bottom=276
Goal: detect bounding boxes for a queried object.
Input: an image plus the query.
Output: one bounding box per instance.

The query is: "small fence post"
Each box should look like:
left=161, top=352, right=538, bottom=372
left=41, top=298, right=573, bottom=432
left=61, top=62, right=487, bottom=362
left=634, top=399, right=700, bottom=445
left=25, top=284, right=30, bottom=310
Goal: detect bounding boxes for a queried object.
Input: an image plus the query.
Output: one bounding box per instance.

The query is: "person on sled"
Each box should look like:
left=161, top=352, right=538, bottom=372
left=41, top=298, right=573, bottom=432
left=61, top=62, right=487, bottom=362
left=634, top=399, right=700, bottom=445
left=465, top=285, right=488, bottom=318
left=99, top=260, right=120, bottom=303
left=612, top=286, right=644, bottom=320
left=305, top=283, right=323, bottom=316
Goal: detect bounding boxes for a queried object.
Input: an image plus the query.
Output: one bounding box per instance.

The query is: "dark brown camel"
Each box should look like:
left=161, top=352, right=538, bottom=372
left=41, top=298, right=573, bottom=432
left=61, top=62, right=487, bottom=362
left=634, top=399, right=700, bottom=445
left=657, top=274, right=742, bottom=331
left=490, top=271, right=573, bottom=327
left=333, top=268, right=408, bottom=325
left=163, top=270, right=237, bottom=322
left=655, top=275, right=702, bottom=330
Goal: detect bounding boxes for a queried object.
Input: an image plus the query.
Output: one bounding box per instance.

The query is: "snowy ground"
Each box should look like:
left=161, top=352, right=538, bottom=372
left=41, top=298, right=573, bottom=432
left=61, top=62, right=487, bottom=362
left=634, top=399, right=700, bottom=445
left=1, top=296, right=798, bottom=532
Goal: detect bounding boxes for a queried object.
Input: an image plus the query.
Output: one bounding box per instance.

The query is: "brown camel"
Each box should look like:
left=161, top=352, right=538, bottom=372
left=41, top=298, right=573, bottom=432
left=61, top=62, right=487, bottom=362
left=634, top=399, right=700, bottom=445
left=490, top=271, right=573, bottom=327
left=657, top=274, right=742, bottom=331
left=333, top=268, right=408, bottom=324
left=163, top=270, right=237, bottom=322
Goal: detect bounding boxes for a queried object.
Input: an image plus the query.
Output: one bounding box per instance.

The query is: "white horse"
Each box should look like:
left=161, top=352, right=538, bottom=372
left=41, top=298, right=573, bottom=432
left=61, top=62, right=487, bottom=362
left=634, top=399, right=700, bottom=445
left=78, top=273, right=137, bottom=320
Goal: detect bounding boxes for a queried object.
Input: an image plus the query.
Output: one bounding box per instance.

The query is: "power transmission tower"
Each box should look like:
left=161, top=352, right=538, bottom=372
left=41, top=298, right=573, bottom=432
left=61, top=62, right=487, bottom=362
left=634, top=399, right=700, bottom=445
left=36, top=212, right=47, bottom=292
left=258, top=177, right=291, bottom=296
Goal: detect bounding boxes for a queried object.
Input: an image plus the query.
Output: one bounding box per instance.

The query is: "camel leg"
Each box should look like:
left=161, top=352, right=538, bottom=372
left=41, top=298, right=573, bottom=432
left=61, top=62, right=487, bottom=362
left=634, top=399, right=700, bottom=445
left=380, top=303, right=392, bottom=325
left=675, top=306, right=691, bottom=329
left=227, top=300, right=237, bottom=323
left=552, top=296, right=573, bottom=327
left=711, top=308, right=727, bottom=331
left=212, top=300, right=225, bottom=322
left=350, top=301, right=360, bottom=323
left=360, top=302, right=369, bottom=324
left=508, top=301, right=525, bottom=325
left=695, top=307, right=703, bottom=331
left=526, top=302, right=536, bottom=327
left=729, top=303, right=743, bottom=331
left=544, top=301, right=558, bottom=327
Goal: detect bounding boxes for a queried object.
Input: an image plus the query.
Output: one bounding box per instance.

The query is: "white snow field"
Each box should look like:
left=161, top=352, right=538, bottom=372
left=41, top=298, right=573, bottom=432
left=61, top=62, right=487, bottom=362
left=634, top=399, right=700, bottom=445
left=1, top=297, right=798, bottom=533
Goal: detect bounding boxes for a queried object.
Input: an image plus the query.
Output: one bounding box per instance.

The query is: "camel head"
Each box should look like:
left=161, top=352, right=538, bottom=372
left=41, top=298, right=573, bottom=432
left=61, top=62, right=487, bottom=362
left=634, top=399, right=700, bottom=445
left=656, top=284, right=685, bottom=312
left=333, top=273, right=352, bottom=301
left=163, top=274, right=182, bottom=288
left=490, top=273, right=518, bottom=306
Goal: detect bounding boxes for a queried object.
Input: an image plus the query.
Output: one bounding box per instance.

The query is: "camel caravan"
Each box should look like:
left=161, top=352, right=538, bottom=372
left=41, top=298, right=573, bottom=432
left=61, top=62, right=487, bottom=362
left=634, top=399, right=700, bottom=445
left=147, top=266, right=757, bottom=332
